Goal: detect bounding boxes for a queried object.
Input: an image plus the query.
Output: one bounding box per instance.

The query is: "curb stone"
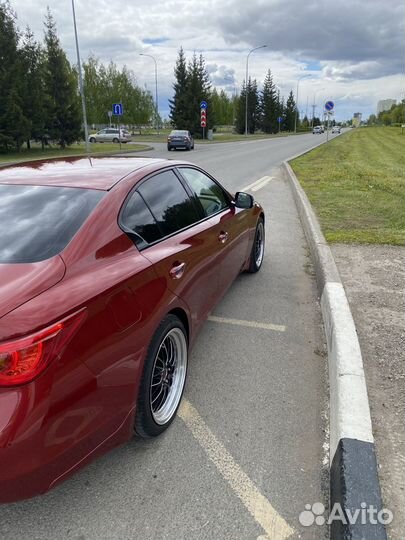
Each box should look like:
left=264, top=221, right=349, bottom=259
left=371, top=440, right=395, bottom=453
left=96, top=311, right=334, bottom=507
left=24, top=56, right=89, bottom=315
left=282, top=160, right=387, bottom=540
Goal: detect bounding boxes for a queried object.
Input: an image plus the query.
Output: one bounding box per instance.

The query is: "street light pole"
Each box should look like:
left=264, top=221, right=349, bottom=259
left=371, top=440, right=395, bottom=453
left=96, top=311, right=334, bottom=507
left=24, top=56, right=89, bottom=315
left=71, top=0, right=89, bottom=152
left=140, top=53, right=159, bottom=134
left=245, top=45, right=267, bottom=136
left=294, top=75, right=311, bottom=133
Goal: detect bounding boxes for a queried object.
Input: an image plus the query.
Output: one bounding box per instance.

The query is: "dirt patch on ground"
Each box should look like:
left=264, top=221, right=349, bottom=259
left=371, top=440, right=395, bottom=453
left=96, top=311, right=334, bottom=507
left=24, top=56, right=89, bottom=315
left=331, top=244, right=405, bottom=540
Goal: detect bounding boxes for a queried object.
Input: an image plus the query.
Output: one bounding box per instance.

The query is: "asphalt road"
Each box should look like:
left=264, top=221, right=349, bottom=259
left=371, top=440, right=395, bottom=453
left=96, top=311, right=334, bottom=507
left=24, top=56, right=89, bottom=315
left=1, top=132, right=336, bottom=540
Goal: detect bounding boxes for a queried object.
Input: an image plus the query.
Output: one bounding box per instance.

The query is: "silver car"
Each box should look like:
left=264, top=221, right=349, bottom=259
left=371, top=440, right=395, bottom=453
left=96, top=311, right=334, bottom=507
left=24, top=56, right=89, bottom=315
left=89, top=128, right=132, bottom=143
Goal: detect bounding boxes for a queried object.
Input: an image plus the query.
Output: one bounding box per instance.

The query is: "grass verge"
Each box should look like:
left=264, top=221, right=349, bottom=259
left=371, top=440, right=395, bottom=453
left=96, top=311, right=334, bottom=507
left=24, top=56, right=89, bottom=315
left=290, top=127, right=405, bottom=245
left=0, top=142, right=152, bottom=165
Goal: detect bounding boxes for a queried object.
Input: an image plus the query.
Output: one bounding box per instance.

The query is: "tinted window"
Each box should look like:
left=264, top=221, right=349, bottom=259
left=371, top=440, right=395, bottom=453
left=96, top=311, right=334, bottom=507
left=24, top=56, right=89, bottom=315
left=121, top=191, right=161, bottom=248
left=179, top=168, right=229, bottom=217
left=137, top=170, right=199, bottom=236
left=0, top=185, right=104, bottom=263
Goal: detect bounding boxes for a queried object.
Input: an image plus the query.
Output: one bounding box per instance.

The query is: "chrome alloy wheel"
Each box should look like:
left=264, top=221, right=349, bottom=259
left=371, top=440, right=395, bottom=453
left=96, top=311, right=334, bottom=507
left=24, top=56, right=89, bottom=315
left=254, top=221, right=265, bottom=268
left=150, top=328, right=187, bottom=425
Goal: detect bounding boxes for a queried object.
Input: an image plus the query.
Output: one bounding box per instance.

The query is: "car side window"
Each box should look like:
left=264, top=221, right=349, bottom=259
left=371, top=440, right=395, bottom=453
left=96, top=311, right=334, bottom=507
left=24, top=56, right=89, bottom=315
left=179, top=168, right=229, bottom=217
left=137, top=170, right=200, bottom=237
left=121, top=191, right=162, bottom=248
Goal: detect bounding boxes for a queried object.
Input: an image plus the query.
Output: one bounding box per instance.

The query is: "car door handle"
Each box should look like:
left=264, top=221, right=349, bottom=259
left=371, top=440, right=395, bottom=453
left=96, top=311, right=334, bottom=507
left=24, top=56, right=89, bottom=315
left=169, top=262, right=186, bottom=279
left=218, top=231, right=229, bottom=244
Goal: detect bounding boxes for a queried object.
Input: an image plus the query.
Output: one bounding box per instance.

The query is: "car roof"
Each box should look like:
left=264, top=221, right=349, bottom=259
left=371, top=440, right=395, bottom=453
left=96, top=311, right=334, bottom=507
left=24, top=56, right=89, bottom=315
left=0, top=156, right=167, bottom=190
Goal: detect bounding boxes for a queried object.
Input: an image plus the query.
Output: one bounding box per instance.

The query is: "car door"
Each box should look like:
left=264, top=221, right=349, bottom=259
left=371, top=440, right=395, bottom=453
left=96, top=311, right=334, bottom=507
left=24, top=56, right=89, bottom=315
left=120, top=168, right=224, bottom=333
left=178, top=166, right=251, bottom=293
left=96, top=129, right=107, bottom=142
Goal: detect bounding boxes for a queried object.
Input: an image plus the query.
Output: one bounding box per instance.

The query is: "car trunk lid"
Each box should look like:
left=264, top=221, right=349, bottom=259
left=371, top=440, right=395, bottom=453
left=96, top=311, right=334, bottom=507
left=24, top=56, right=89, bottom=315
left=0, top=256, right=66, bottom=319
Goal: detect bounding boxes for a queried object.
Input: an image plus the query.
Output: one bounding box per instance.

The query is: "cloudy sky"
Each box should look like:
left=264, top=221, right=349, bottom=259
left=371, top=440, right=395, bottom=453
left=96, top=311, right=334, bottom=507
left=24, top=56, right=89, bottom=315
left=10, top=0, right=405, bottom=121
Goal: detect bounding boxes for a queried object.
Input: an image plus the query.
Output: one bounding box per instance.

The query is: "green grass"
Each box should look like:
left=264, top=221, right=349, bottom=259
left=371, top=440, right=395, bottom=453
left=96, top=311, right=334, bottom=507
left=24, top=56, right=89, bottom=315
left=290, top=127, right=405, bottom=245
left=0, top=142, right=151, bottom=165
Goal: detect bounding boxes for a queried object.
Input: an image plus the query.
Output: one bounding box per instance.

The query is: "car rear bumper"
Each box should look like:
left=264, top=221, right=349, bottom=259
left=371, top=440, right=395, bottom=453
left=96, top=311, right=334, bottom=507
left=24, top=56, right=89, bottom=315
left=168, top=141, right=191, bottom=148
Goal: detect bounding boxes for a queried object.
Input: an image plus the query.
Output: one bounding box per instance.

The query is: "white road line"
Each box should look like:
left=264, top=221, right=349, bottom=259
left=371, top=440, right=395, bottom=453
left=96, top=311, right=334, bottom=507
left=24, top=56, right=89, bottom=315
left=178, top=399, right=294, bottom=540
left=208, top=315, right=286, bottom=332
left=251, top=176, right=274, bottom=192
left=242, top=175, right=273, bottom=192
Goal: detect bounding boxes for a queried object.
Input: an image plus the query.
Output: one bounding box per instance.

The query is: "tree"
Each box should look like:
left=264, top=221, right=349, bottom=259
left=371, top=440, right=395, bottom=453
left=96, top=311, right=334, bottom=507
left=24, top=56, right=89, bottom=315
left=20, top=27, right=45, bottom=148
left=0, top=2, right=30, bottom=151
left=169, top=47, right=189, bottom=129
left=260, top=69, right=278, bottom=133
left=43, top=9, right=82, bottom=147
left=284, top=90, right=296, bottom=131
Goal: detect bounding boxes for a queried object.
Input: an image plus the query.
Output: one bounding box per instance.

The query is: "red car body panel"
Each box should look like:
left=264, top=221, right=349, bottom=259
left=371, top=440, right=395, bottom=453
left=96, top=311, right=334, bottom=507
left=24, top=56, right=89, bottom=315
left=0, top=157, right=263, bottom=503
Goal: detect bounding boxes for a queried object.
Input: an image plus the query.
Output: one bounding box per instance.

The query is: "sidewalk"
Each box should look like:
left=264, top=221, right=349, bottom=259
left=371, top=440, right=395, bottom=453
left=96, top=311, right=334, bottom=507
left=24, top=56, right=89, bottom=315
left=331, top=244, right=405, bottom=540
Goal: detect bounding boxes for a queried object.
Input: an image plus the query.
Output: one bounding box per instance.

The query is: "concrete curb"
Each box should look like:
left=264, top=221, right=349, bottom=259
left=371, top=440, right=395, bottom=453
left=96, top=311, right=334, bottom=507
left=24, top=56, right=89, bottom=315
left=282, top=160, right=387, bottom=540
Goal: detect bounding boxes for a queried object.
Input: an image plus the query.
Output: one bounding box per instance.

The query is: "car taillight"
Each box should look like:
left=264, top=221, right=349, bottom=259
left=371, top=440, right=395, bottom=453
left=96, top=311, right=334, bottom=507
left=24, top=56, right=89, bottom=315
left=0, top=309, right=86, bottom=387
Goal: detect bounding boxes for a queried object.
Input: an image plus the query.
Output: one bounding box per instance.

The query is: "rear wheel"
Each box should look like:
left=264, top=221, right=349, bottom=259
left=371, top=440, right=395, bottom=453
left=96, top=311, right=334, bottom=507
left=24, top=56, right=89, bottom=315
left=135, top=315, right=188, bottom=438
left=89, top=137, right=96, bottom=143
left=112, top=138, right=119, bottom=143
left=247, top=218, right=265, bottom=273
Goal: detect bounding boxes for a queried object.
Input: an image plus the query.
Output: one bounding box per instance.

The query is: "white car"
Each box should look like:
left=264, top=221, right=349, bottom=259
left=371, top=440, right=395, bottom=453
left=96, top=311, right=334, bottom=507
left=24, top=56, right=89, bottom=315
left=312, top=126, right=322, bottom=134
left=89, top=128, right=132, bottom=143
left=332, top=126, right=341, bottom=134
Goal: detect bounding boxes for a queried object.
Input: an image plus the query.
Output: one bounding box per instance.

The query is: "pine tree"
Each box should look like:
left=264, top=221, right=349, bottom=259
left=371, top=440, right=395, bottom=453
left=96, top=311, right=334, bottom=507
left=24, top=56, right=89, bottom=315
left=285, top=90, right=296, bottom=132
left=0, top=2, right=30, bottom=151
left=169, top=47, right=189, bottom=129
left=235, top=82, right=246, bottom=134
left=246, top=78, right=259, bottom=134
left=260, top=69, right=278, bottom=133
left=43, top=9, right=82, bottom=147
left=20, top=27, right=45, bottom=148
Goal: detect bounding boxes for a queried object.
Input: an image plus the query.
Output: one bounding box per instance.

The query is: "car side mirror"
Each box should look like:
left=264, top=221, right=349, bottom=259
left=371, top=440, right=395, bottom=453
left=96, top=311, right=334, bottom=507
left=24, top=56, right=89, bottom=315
left=234, top=192, right=254, bottom=209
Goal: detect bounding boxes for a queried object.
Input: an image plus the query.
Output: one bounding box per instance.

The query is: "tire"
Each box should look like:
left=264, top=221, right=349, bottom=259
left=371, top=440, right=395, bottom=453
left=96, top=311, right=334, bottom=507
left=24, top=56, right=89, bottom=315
left=246, top=218, right=265, bottom=273
left=112, top=138, right=119, bottom=143
left=89, top=137, right=96, bottom=143
left=167, top=145, right=172, bottom=151
left=135, top=315, right=188, bottom=438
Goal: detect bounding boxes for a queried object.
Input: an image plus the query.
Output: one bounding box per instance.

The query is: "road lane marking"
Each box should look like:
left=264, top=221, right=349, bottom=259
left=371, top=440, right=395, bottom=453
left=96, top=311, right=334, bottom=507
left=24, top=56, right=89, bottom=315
left=178, top=399, right=294, bottom=540
left=208, top=315, right=286, bottom=333
left=242, top=176, right=274, bottom=192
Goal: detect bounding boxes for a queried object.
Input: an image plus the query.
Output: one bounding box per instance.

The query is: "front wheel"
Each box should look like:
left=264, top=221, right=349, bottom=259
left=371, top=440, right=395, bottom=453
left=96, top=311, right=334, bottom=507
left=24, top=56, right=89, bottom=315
left=112, top=138, right=119, bottom=143
left=135, top=315, right=188, bottom=438
left=89, top=137, right=96, bottom=143
left=246, top=218, right=265, bottom=273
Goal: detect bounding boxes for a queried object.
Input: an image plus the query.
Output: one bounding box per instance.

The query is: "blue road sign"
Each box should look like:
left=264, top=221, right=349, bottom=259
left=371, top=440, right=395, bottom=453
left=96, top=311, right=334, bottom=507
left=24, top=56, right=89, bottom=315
left=112, top=103, right=123, bottom=115
left=277, top=116, right=284, bottom=123
left=200, top=100, right=208, bottom=109
left=325, top=101, right=334, bottom=112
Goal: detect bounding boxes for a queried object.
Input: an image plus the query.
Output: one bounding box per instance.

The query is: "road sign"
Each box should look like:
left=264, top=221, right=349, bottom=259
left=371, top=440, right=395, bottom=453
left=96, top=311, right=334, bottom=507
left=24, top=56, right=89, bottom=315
left=277, top=116, right=284, bottom=123
left=200, top=100, right=208, bottom=109
left=201, top=119, right=207, bottom=128
left=200, top=108, right=207, bottom=115
left=325, top=101, right=334, bottom=112
left=112, top=103, right=123, bottom=115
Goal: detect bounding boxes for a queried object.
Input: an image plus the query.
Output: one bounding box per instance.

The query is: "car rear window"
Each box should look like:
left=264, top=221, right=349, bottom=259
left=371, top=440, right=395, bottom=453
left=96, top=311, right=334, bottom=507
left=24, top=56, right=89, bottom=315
left=0, top=184, right=104, bottom=263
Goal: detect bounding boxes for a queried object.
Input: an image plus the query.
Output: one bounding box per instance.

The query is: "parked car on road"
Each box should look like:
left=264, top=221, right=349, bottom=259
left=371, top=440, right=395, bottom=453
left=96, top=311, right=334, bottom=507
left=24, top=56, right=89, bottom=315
left=89, top=128, right=132, bottom=143
left=167, top=130, right=194, bottom=151
left=0, top=156, right=264, bottom=502
left=312, top=126, right=322, bottom=134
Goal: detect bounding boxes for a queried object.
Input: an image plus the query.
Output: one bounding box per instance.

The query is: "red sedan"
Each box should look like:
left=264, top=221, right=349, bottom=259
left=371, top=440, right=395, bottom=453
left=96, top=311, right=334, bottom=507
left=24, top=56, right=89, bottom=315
left=0, top=157, right=265, bottom=502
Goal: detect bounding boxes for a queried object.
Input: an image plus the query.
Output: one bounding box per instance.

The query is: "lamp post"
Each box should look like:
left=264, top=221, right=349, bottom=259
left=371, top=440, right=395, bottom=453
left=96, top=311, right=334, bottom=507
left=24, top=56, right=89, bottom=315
left=71, top=0, right=89, bottom=152
left=294, top=75, right=311, bottom=133
left=140, top=53, right=159, bottom=134
left=245, top=45, right=267, bottom=136
left=311, top=87, right=326, bottom=127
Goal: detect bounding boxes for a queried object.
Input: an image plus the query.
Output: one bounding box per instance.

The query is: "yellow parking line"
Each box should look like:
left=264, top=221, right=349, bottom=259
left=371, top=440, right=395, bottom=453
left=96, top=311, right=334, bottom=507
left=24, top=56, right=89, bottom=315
left=178, top=399, right=294, bottom=540
left=208, top=315, right=286, bottom=333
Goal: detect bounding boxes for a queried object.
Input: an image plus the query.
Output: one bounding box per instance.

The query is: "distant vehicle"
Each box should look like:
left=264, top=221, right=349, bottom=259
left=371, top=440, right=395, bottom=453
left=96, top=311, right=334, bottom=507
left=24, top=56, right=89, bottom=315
left=332, top=126, right=341, bottom=134
left=167, top=130, right=194, bottom=151
left=312, top=126, right=322, bottom=134
left=89, top=128, right=132, bottom=144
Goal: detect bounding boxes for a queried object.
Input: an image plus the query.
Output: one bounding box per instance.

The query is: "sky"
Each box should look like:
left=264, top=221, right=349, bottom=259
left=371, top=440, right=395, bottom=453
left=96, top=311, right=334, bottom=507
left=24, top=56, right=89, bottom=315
left=9, top=0, right=405, bottom=122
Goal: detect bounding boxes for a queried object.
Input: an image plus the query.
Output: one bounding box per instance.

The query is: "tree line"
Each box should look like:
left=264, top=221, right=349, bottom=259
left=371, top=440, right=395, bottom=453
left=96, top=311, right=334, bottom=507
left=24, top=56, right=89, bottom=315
left=0, top=2, right=154, bottom=152
left=368, top=101, right=405, bottom=126
left=169, top=49, right=299, bottom=135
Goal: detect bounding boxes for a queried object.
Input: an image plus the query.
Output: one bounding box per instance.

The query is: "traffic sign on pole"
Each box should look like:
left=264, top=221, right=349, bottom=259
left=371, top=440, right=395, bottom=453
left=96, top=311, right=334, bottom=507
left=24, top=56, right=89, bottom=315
left=325, top=101, right=334, bottom=112
left=200, top=100, right=208, bottom=109
left=112, top=103, right=123, bottom=115
left=201, top=119, right=207, bottom=128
